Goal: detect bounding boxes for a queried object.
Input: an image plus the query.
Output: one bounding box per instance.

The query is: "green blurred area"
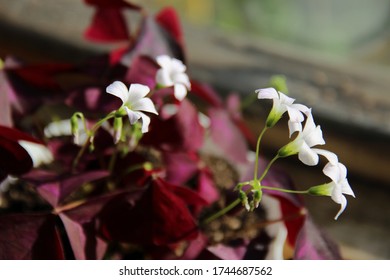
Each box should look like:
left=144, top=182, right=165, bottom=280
left=140, top=0, right=390, bottom=63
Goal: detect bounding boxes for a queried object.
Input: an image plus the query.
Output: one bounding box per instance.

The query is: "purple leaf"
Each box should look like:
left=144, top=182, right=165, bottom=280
left=197, top=168, right=219, bottom=204
left=294, top=217, right=342, bottom=260
left=120, top=16, right=184, bottom=66
left=125, top=55, right=159, bottom=89
left=58, top=194, right=116, bottom=260
left=209, top=108, right=248, bottom=164
left=0, top=213, right=64, bottom=260
left=35, top=171, right=109, bottom=207
left=142, top=99, right=204, bottom=152
left=163, top=151, right=199, bottom=185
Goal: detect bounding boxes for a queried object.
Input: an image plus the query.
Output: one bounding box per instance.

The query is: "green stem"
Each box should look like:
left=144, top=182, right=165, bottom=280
left=254, top=126, right=268, bottom=180
left=72, top=112, right=116, bottom=171
left=261, top=185, right=309, bottom=194
left=258, top=154, right=279, bottom=182
left=201, top=199, right=241, bottom=225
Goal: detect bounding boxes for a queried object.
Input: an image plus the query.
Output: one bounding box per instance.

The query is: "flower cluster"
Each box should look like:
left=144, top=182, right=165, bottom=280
left=248, top=87, right=355, bottom=219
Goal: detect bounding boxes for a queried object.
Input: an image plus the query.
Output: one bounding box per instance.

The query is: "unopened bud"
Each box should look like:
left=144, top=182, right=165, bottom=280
left=239, top=190, right=250, bottom=211
left=113, top=117, right=123, bottom=144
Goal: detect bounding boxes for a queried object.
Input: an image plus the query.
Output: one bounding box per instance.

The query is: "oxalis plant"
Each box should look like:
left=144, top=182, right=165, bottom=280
left=0, top=0, right=354, bottom=260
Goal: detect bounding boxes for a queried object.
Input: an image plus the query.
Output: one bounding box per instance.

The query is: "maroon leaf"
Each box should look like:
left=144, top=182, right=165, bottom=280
left=294, top=217, right=342, bottom=260
left=35, top=171, right=109, bottom=207
left=0, top=213, right=64, bottom=260
left=5, top=63, right=73, bottom=115
left=58, top=194, right=117, bottom=260
left=0, top=125, right=46, bottom=175
left=84, top=8, right=130, bottom=43
left=100, top=178, right=204, bottom=245
left=125, top=55, right=159, bottom=89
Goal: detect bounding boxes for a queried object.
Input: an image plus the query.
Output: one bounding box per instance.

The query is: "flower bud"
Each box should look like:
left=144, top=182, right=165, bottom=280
left=113, top=117, right=123, bottom=144
left=252, top=189, right=262, bottom=209
left=239, top=190, right=250, bottom=211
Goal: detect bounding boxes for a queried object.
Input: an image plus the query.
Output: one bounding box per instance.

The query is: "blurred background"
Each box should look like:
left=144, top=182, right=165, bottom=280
left=0, top=0, right=389, bottom=259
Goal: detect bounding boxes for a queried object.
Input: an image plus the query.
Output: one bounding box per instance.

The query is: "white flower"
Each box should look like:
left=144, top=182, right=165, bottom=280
left=256, top=87, right=310, bottom=137
left=18, top=140, right=53, bottom=167
left=278, top=112, right=337, bottom=166
left=155, top=55, right=191, bottom=101
left=106, top=81, right=158, bottom=133
left=309, top=162, right=355, bottom=220
left=44, top=119, right=88, bottom=146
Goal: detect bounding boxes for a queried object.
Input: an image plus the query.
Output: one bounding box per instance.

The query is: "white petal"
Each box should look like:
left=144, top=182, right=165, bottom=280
left=18, top=140, right=54, bottom=167
left=288, top=120, right=302, bottom=137
left=278, top=91, right=295, bottom=106
left=341, top=178, right=355, bottom=197
left=138, top=112, right=151, bottom=133
left=304, top=125, right=325, bottom=147
left=171, top=58, right=186, bottom=73
left=156, top=68, right=174, bottom=86
left=128, top=84, right=150, bottom=105
left=287, top=106, right=305, bottom=123
left=312, top=148, right=338, bottom=165
left=106, top=81, right=129, bottom=104
left=124, top=107, right=141, bottom=125
left=323, top=162, right=340, bottom=183
left=156, top=55, right=172, bottom=69
left=132, top=97, right=158, bottom=115
left=256, top=87, right=278, bottom=99
left=172, top=72, right=191, bottom=89
left=298, top=142, right=319, bottom=166
left=174, top=83, right=188, bottom=101
left=333, top=194, right=347, bottom=220
left=290, top=103, right=310, bottom=112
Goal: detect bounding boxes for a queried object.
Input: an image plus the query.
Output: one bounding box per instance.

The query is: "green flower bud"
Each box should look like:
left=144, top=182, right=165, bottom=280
left=239, top=190, right=250, bottom=211
left=113, top=117, right=123, bottom=143
left=252, top=189, right=262, bottom=209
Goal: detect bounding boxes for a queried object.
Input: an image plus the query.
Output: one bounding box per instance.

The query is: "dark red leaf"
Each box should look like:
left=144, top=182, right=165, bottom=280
left=84, top=8, right=130, bottom=43
left=0, top=213, right=64, bottom=260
